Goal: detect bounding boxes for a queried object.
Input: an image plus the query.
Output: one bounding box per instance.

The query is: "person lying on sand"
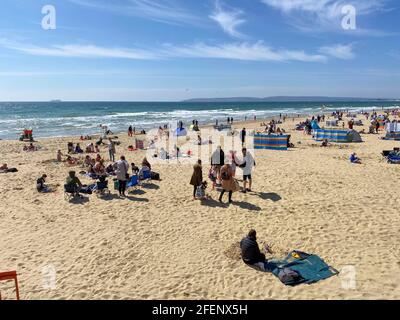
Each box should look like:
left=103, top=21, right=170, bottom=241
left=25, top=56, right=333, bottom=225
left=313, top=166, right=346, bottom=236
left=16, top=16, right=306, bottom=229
left=66, top=155, right=78, bottom=166
left=0, top=163, right=8, bottom=170
left=350, top=153, right=362, bottom=164
left=240, top=229, right=273, bottom=266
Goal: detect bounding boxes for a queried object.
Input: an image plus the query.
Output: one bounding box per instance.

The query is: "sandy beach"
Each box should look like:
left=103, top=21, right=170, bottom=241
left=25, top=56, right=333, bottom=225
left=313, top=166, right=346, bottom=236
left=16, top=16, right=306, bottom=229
left=1, top=113, right=399, bottom=300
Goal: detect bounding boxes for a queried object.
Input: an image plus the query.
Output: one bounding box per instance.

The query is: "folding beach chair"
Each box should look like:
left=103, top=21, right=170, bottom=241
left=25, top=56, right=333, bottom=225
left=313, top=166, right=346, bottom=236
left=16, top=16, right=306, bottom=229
left=64, top=184, right=80, bottom=201
left=0, top=270, right=20, bottom=300
left=96, top=180, right=110, bottom=197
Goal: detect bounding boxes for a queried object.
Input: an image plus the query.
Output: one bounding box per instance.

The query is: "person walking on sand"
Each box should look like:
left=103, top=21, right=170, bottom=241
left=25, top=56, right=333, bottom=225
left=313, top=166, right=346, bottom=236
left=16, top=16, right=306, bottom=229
left=219, top=163, right=237, bottom=204
left=128, top=125, right=133, bottom=137
left=190, top=159, right=203, bottom=200
left=115, top=156, right=129, bottom=197
left=211, top=146, right=225, bottom=183
left=239, top=148, right=255, bottom=193
left=240, top=128, right=246, bottom=146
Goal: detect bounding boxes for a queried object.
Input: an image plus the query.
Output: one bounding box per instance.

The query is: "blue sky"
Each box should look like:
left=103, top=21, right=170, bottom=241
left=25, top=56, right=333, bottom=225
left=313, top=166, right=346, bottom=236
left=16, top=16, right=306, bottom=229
left=0, top=0, right=399, bottom=101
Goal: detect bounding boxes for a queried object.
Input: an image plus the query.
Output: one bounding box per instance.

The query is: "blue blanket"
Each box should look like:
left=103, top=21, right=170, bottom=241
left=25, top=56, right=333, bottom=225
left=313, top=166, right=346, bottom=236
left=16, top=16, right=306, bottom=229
left=266, top=251, right=339, bottom=286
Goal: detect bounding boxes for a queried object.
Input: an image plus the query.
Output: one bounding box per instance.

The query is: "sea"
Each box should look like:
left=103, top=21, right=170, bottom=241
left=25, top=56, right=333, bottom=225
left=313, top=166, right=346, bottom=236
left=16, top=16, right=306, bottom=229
left=0, top=100, right=398, bottom=140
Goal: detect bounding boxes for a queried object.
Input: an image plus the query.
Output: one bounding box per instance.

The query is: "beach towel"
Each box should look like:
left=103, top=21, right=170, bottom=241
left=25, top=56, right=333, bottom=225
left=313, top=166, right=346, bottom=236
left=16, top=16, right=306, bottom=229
left=264, top=251, right=339, bottom=286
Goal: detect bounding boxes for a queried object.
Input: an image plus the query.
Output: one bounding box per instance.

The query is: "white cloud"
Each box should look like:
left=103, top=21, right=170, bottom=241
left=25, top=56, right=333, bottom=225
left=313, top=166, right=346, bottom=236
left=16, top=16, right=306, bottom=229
left=69, top=0, right=201, bottom=26
left=164, top=42, right=327, bottom=62
left=1, top=39, right=331, bottom=63
left=210, top=1, right=246, bottom=38
left=261, top=0, right=388, bottom=32
left=0, top=39, right=160, bottom=60
left=319, top=44, right=355, bottom=59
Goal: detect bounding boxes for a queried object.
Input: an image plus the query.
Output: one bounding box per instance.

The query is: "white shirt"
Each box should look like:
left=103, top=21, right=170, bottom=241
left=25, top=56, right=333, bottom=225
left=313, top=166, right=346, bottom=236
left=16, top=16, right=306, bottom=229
left=241, top=152, right=255, bottom=176
left=115, top=160, right=129, bottom=181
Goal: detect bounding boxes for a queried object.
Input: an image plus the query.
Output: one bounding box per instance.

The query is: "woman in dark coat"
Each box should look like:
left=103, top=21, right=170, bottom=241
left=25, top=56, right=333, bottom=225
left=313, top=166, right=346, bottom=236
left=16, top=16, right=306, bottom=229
left=190, top=159, right=203, bottom=200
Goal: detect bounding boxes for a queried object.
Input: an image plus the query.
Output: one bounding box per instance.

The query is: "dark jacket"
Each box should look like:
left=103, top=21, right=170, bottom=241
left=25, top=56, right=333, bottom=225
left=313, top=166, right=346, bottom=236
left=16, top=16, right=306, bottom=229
left=240, top=236, right=266, bottom=264
left=190, top=164, right=203, bottom=186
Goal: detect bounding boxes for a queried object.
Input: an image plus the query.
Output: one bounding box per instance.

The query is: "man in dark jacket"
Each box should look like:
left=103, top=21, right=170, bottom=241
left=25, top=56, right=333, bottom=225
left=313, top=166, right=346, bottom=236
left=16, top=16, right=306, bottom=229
left=240, top=229, right=266, bottom=265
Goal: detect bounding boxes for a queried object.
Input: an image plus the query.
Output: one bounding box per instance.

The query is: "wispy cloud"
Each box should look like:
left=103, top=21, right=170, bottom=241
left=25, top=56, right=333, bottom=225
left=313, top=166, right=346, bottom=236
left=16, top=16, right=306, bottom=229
left=210, top=0, right=246, bottom=38
left=1, top=39, right=342, bottom=63
left=0, top=39, right=160, bottom=60
left=164, top=42, right=327, bottom=62
left=261, top=0, right=389, bottom=33
left=319, top=44, right=355, bottom=59
left=69, top=0, right=201, bottom=26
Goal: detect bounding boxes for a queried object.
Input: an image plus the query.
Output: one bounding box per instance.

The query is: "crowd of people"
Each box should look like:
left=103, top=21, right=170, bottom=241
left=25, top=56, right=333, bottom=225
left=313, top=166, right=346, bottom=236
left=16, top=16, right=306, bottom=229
left=190, top=146, right=256, bottom=204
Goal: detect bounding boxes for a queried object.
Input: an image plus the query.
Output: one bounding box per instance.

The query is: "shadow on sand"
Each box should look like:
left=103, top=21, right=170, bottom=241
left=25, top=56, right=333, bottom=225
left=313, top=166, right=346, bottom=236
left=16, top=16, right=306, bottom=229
left=68, top=196, right=90, bottom=205
left=100, top=193, right=149, bottom=202
left=253, top=192, right=282, bottom=202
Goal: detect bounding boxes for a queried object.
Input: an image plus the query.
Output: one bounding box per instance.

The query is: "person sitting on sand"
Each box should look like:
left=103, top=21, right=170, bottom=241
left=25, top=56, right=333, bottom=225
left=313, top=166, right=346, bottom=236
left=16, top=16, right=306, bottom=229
left=83, top=155, right=92, bottom=167
left=75, top=143, right=83, bottom=154
left=321, top=139, right=329, bottom=147
left=190, top=159, right=203, bottom=200
left=57, top=150, right=63, bottom=162
left=240, top=229, right=273, bottom=269
left=142, top=157, right=152, bottom=170
left=86, top=143, right=95, bottom=153
left=24, top=143, right=37, bottom=152
left=0, top=163, right=8, bottom=170
left=131, top=163, right=139, bottom=175
left=350, top=153, right=362, bottom=164
left=66, top=171, right=82, bottom=191
left=94, top=159, right=106, bottom=177
left=95, top=154, right=102, bottom=163
left=95, top=145, right=100, bottom=153
left=36, top=174, right=51, bottom=193
left=106, top=164, right=115, bottom=175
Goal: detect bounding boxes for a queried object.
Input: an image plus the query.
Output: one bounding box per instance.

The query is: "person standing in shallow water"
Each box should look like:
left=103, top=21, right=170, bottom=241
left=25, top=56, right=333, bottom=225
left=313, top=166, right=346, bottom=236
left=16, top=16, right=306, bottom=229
left=190, top=159, right=203, bottom=200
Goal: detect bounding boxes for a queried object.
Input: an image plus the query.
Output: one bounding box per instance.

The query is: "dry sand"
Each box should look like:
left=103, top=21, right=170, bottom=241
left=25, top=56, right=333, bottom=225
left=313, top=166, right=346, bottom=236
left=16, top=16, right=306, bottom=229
left=0, top=114, right=399, bottom=300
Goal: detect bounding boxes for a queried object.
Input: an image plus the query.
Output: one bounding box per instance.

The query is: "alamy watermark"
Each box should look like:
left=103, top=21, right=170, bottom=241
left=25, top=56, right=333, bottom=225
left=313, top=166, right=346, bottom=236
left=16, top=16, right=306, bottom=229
left=41, top=5, right=56, bottom=30
left=341, top=5, right=357, bottom=30
left=41, top=264, right=57, bottom=290
left=340, top=265, right=357, bottom=290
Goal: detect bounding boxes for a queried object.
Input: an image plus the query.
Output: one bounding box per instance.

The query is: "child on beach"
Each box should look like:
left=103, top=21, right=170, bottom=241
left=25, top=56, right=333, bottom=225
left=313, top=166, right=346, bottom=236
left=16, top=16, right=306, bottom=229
left=350, top=153, right=362, bottom=164
left=36, top=174, right=51, bottom=193
left=57, top=150, right=63, bottom=162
